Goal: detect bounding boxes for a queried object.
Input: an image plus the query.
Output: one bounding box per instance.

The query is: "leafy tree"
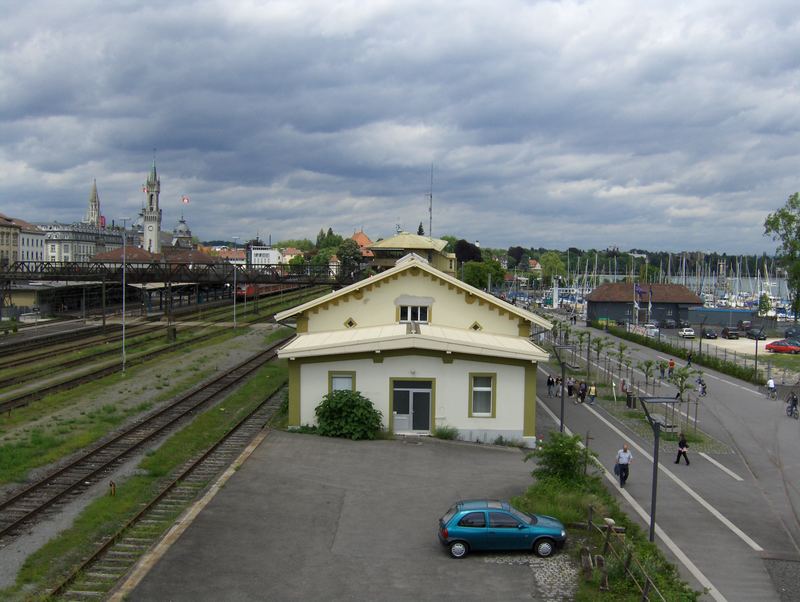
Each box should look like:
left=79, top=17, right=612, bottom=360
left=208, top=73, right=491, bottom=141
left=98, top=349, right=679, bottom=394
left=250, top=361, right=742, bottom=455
left=315, top=390, right=383, bottom=440
left=575, top=331, right=588, bottom=356
left=337, top=239, right=363, bottom=280
left=276, top=238, right=314, bottom=252
left=758, top=293, right=772, bottom=317
left=288, top=253, right=307, bottom=275
left=311, top=248, right=333, bottom=266
left=591, top=337, right=612, bottom=380
left=539, top=251, right=566, bottom=287
left=764, top=193, right=800, bottom=321
left=417, top=222, right=425, bottom=235
left=507, top=246, right=526, bottom=265
left=440, top=235, right=458, bottom=253
left=462, top=260, right=505, bottom=289
left=524, top=432, right=599, bottom=484
left=637, top=359, right=655, bottom=390
left=454, top=239, right=482, bottom=264
left=616, top=341, right=628, bottom=372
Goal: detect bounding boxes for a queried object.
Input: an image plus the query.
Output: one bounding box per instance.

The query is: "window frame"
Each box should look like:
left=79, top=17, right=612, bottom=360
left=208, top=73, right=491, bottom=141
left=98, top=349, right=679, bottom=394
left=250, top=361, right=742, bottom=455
left=328, top=371, right=356, bottom=393
left=468, top=372, right=496, bottom=418
left=398, top=304, right=430, bottom=324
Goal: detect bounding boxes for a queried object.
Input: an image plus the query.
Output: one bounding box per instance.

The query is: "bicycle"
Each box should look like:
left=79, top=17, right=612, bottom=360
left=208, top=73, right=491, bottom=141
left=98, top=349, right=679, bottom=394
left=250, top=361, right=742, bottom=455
left=787, top=403, right=799, bottom=419
left=765, top=387, right=778, bottom=400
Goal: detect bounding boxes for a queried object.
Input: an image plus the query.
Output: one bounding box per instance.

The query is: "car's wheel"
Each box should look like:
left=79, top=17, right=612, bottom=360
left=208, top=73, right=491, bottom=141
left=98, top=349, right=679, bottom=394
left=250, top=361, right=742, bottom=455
left=534, top=538, right=556, bottom=558
left=449, top=541, right=469, bottom=559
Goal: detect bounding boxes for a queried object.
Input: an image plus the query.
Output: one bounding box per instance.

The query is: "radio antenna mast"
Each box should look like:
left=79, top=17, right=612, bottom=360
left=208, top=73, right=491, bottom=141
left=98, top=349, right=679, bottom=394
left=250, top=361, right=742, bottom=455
left=427, top=163, right=434, bottom=238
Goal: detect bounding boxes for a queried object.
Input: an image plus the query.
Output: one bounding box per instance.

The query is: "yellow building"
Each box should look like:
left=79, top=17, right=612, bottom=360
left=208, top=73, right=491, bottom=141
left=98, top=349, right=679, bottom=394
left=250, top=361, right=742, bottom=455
left=368, top=232, right=457, bottom=276
left=0, top=214, right=20, bottom=266
left=275, top=253, right=551, bottom=445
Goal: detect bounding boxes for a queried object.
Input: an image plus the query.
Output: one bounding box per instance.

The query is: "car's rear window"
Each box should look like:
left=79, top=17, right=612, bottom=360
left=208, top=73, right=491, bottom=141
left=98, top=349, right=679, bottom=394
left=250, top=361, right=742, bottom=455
left=440, top=506, right=458, bottom=525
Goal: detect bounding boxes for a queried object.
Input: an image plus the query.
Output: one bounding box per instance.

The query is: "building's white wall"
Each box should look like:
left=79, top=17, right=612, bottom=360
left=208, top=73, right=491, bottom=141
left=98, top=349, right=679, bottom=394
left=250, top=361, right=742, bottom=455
left=297, top=355, right=526, bottom=435
left=306, top=270, right=521, bottom=336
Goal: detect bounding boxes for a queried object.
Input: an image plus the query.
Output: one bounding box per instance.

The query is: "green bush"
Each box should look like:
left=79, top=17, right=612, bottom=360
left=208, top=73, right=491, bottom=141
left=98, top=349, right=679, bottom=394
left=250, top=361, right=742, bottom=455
left=525, top=432, right=598, bottom=484
left=315, top=390, right=383, bottom=440
left=592, top=322, right=765, bottom=385
left=432, top=424, right=460, bottom=440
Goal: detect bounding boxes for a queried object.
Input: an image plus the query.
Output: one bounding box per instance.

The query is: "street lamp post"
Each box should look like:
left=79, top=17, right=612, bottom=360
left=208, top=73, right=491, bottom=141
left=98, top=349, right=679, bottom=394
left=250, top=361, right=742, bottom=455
left=119, top=217, right=131, bottom=373
left=754, top=325, right=765, bottom=380
left=640, top=397, right=676, bottom=542
left=232, top=236, right=240, bottom=328
left=552, top=344, right=576, bottom=433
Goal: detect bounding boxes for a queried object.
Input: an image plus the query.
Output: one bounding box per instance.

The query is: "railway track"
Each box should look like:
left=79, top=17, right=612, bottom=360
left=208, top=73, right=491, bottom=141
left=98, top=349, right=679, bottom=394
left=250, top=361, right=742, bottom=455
left=0, top=287, right=322, bottom=413
left=0, top=336, right=290, bottom=542
left=50, top=386, right=285, bottom=600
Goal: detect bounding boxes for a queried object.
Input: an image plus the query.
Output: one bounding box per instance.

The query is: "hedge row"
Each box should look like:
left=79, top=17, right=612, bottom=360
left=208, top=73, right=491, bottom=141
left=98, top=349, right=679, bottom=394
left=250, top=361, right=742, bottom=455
left=591, top=322, right=766, bottom=385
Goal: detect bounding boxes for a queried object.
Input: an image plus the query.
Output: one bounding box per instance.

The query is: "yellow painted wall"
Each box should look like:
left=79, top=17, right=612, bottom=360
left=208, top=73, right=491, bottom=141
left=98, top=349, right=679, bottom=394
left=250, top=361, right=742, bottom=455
left=305, top=269, right=521, bottom=336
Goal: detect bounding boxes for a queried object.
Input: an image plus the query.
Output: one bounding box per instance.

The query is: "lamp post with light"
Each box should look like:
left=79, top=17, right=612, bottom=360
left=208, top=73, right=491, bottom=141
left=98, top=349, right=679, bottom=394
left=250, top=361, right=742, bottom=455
left=232, top=236, right=240, bottom=328
left=119, top=217, right=131, bottom=373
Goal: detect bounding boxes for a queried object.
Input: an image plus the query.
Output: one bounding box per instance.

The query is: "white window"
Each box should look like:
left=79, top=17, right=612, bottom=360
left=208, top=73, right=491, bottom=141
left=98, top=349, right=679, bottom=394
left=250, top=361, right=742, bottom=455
left=470, top=374, right=495, bottom=416
left=330, top=373, right=354, bottom=392
left=399, top=305, right=429, bottom=323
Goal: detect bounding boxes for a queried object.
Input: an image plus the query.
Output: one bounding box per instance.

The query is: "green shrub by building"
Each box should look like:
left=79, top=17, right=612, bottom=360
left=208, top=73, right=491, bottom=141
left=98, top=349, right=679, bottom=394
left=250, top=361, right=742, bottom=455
left=315, top=390, right=383, bottom=440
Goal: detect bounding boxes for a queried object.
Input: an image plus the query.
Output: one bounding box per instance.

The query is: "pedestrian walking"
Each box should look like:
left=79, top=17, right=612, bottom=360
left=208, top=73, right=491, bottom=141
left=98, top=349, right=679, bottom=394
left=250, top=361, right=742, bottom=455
left=675, top=433, right=690, bottom=465
left=668, top=358, right=675, bottom=378
left=686, top=352, right=693, bottom=368
left=588, top=382, right=597, bottom=405
left=567, top=377, right=575, bottom=398
left=547, top=375, right=555, bottom=397
left=556, top=377, right=563, bottom=398
left=615, top=444, right=633, bottom=488
left=578, top=381, right=587, bottom=404
left=659, top=363, right=666, bottom=380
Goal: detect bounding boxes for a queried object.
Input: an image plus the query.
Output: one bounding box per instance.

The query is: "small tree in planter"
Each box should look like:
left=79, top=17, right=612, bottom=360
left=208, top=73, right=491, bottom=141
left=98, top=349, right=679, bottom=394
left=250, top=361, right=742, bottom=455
left=315, top=390, right=383, bottom=440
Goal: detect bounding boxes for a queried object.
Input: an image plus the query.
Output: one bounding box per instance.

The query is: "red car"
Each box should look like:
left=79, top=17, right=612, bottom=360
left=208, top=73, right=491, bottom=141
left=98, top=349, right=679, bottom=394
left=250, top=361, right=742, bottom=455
left=765, top=340, right=800, bottom=354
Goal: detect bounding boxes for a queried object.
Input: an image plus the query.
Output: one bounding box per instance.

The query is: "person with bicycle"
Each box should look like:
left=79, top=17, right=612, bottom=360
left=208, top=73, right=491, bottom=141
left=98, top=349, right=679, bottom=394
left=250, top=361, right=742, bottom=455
left=787, top=391, right=799, bottom=418
left=767, top=377, right=776, bottom=398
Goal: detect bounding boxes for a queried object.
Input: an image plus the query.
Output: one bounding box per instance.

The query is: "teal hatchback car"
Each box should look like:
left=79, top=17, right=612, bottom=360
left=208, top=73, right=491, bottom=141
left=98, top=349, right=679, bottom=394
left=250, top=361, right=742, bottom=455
left=438, top=499, right=566, bottom=559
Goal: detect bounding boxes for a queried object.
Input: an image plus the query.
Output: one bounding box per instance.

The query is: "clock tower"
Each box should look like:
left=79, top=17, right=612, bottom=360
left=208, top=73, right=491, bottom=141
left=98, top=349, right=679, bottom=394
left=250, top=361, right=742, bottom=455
left=142, top=159, right=162, bottom=254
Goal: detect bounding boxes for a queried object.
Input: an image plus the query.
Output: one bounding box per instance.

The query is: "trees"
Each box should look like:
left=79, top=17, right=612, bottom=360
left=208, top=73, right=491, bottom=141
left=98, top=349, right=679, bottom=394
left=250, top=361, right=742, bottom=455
left=764, top=193, right=800, bottom=321
left=454, top=239, right=482, bottom=264
left=337, top=239, right=362, bottom=280
left=417, top=222, right=425, bottom=236
left=590, top=337, right=611, bottom=380
left=539, top=251, right=566, bottom=287
left=440, top=235, right=458, bottom=253
left=462, top=260, right=504, bottom=290
left=758, top=293, right=772, bottom=317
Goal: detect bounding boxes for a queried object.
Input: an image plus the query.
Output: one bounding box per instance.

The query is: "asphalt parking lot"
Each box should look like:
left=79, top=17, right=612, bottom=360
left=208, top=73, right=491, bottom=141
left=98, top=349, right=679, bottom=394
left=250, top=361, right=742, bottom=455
left=129, top=431, right=545, bottom=601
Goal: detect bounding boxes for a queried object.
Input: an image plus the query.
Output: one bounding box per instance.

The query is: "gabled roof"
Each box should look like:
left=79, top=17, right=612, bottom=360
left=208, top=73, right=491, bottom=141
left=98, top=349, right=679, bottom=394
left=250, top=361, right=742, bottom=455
left=275, top=253, right=551, bottom=330
left=278, top=323, right=549, bottom=362
left=369, top=232, right=448, bottom=253
left=93, top=246, right=158, bottom=262
left=586, top=283, right=703, bottom=304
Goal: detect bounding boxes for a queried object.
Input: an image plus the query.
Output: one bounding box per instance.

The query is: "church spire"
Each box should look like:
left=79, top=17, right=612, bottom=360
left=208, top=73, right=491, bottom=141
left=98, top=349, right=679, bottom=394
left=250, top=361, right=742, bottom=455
left=142, top=158, right=162, bottom=254
left=84, top=179, right=101, bottom=227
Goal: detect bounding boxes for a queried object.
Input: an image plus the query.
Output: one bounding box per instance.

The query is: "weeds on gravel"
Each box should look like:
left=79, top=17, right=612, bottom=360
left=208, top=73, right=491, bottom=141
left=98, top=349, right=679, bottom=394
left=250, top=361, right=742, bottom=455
left=0, top=360, right=289, bottom=601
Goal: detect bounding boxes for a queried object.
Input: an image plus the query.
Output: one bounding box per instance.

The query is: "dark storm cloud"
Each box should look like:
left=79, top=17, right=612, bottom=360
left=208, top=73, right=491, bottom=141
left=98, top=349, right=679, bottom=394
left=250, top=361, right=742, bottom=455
left=2, top=0, right=800, bottom=252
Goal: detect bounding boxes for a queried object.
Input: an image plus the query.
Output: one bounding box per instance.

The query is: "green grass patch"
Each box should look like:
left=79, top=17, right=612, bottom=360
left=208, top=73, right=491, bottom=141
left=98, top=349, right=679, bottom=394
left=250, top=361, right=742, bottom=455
left=0, top=360, right=288, bottom=601
left=513, top=477, right=699, bottom=601
left=431, top=424, right=460, bottom=440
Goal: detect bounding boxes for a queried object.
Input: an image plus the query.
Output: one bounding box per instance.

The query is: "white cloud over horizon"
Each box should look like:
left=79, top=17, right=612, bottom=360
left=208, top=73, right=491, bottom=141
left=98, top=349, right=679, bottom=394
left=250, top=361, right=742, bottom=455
left=2, top=0, right=800, bottom=252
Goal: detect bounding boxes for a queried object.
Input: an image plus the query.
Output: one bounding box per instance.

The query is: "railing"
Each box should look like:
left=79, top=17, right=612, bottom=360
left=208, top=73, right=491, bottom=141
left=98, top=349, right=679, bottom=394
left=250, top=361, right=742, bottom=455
left=575, top=506, right=667, bottom=601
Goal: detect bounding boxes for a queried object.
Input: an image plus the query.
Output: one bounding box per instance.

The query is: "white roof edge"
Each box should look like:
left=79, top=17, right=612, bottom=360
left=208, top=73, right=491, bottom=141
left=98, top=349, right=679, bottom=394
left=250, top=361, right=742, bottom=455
left=274, top=256, right=553, bottom=330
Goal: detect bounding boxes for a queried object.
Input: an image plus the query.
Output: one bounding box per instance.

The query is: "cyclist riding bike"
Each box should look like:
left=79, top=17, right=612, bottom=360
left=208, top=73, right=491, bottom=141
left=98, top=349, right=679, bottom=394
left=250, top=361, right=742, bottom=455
left=767, top=378, right=777, bottom=398
left=788, top=392, right=799, bottom=416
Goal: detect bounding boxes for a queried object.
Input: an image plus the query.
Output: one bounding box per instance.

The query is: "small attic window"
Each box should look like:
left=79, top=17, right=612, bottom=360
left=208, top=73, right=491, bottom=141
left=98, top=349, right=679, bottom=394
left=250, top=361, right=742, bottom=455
left=470, top=321, right=483, bottom=331
left=344, top=317, right=357, bottom=328
left=399, top=305, right=429, bottom=323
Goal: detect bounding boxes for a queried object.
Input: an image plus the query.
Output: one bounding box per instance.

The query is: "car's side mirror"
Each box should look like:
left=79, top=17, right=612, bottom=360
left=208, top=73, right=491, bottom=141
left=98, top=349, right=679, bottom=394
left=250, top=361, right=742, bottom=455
left=517, top=524, right=525, bottom=529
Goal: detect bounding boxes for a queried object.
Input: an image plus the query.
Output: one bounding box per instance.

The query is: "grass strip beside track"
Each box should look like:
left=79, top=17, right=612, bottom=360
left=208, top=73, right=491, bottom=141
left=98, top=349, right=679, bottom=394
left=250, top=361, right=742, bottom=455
left=0, top=359, right=288, bottom=601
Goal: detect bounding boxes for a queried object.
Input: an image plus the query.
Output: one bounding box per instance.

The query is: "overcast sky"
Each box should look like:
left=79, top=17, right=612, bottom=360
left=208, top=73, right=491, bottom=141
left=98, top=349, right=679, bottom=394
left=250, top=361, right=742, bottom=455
left=2, top=0, right=799, bottom=253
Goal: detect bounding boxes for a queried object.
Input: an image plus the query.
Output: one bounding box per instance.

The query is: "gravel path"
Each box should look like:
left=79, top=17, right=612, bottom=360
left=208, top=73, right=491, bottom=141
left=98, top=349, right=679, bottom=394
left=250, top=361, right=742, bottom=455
left=0, top=323, right=283, bottom=590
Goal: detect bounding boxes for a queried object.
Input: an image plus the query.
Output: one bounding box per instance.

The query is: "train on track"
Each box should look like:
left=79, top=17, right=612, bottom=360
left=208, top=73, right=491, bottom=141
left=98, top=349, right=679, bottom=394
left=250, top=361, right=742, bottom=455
left=235, top=283, right=299, bottom=299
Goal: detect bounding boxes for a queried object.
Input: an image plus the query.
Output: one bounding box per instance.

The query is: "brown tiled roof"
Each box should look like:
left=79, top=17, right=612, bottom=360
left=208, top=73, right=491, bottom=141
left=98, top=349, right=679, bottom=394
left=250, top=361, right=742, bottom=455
left=162, top=247, right=218, bottom=264
left=93, top=247, right=158, bottom=262
left=586, top=283, right=703, bottom=304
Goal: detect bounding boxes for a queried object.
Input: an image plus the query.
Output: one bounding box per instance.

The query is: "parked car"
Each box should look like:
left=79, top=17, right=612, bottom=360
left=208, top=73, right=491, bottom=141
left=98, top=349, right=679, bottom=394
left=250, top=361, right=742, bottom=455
left=678, top=328, right=695, bottom=338
left=785, top=326, right=800, bottom=339
left=745, top=328, right=766, bottom=340
left=738, top=320, right=752, bottom=331
left=721, top=327, right=740, bottom=339
left=702, top=328, right=718, bottom=339
left=678, top=319, right=691, bottom=328
left=644, top=323, right=660, bottom=337
left=662, top=319, right=677, bottom=329
left=765, top=340, right=800, bottom=354
left=438, top=499, right=567, bottom=559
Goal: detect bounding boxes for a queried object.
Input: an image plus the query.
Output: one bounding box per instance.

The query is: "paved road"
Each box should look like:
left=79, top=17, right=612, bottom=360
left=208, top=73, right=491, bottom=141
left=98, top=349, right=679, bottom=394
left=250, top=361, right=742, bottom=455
left=127, top=432, right=548, bottom=601
left=538, top=325, right=800, bottom=601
